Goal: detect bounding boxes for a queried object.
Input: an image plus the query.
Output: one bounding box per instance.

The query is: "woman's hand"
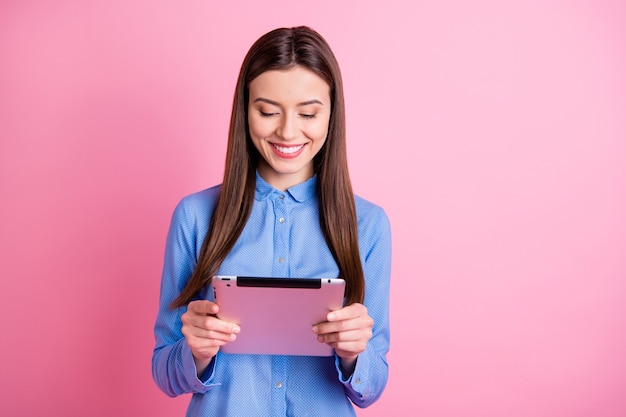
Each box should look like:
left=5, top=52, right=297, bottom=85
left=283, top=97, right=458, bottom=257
left=181, top=300, right=240, bottom=376
left=312, top=303, right=374, bottom=375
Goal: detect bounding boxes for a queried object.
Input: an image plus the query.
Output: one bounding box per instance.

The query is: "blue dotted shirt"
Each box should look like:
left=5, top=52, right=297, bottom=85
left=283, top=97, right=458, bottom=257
left=152, top=173, right=392, bottom=417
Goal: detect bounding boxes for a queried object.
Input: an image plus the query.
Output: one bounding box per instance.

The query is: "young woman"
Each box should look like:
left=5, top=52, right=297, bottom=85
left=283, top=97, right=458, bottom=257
left=152, top=26, right=392, bottom=416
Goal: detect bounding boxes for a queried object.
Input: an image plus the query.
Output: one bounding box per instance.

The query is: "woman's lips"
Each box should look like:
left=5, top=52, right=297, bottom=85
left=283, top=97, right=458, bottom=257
left=271, top=143, right=305, bottom=157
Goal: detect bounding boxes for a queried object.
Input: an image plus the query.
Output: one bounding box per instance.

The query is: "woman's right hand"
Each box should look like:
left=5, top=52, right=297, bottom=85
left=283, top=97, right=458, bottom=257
left=181, top=300, right=240, bottom=376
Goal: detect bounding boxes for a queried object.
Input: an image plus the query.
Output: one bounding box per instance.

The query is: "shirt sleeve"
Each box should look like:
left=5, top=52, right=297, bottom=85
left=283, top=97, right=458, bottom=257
left=337, top=205, right=392, bottom=407
left=151, top=197, right=220, bottom=397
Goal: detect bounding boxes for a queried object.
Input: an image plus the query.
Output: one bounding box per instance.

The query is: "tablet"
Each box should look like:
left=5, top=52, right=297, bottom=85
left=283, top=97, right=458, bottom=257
left=212, top=276, right=346, bottom=356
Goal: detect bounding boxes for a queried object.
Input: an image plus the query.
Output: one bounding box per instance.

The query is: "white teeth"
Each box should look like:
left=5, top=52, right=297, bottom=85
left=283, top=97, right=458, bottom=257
left=273, top=144, right=304, bottom=154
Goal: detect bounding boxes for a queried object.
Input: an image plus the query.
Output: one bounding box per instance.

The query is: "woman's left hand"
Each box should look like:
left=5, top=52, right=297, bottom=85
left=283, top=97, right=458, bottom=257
left=312, top=303, right=374, bottom=373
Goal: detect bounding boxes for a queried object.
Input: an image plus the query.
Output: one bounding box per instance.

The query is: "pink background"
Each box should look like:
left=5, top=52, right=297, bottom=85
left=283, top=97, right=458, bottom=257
left=1, top=1, right=625, bottom=416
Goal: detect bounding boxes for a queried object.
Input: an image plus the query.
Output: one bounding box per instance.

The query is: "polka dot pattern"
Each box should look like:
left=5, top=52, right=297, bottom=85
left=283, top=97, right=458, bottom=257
left=152, top=174, right=391, bottom=416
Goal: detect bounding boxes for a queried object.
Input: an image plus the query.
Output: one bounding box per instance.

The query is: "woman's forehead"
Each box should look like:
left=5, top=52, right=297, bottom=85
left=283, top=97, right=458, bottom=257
left=248, top=66, right=331, bottom=105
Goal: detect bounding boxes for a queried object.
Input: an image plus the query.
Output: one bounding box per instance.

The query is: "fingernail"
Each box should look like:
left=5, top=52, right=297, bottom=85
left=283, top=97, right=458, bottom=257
left=232, top=326, right=241, bottom=333
left=317, top=335, right=324, bottom=342
left=328, top=313, right=336, bottom=321
left=311, top=326, right=318, bottom=334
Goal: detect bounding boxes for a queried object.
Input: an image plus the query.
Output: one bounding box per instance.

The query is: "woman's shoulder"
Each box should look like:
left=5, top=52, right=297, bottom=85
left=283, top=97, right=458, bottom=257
left=354, top=194, right=386, bottom=216
left=171, top=184, right=222, bottom=223
left=179, top=184, right=222, bottom=206
left=354, top=194, right=391, bottom=249
left=354, top=194, right=390, bottom=227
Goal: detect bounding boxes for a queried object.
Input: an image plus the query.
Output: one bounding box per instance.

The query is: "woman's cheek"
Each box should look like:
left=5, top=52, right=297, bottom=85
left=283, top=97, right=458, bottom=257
left=311, top=126, right=329, bottom=141
left=249, top=120, right=272, bottom=139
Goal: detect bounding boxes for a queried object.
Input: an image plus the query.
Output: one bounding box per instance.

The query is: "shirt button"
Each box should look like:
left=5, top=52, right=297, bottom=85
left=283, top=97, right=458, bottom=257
left=275, top=381, right=283, bottom=388
left=278, top=257, right=285, bottom=263
left=279, top=217, right=285, bottom=223
left=355, top=378, right=361, bottom=384
left=279, top=194, right=285, bottom=200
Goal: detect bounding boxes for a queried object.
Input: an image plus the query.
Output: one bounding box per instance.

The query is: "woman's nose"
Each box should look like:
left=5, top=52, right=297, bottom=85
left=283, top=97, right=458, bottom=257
left=276, top=114, right=298, bottom=141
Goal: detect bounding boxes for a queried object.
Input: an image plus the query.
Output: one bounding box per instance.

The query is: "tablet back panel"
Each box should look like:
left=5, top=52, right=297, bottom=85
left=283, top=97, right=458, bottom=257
left=212, top=276, right=345, bottom=356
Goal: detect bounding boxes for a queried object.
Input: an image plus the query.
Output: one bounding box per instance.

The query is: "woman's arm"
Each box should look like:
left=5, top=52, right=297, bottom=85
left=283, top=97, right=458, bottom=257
left=151, top=196, right=223, bottom=396
left=315, top=204, right=392, bottom=407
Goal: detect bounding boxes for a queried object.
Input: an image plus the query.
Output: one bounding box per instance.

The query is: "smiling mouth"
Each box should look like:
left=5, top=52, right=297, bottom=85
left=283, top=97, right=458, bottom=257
left=272, top=143, right=305, bottom=154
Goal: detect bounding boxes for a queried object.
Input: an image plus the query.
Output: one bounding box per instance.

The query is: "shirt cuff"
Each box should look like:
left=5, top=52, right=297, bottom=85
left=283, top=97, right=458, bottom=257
left=335, top=349, right=370, bottom=395
left=181, top=340, right=220, bottom=392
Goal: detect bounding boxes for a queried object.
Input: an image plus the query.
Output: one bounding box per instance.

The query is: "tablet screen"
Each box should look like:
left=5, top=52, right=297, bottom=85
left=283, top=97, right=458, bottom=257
left=212, top=276, right=345, bottom=356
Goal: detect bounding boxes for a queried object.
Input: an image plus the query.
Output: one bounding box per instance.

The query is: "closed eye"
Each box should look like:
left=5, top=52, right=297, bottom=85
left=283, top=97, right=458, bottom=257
left=260, top=111, right=277, bottom=118
left=300, top=114, right=316, bottom=119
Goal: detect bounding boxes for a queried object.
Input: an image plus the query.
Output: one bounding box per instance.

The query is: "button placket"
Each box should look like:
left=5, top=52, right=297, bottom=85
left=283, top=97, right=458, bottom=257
left=272, top=193, right=289, bottom=276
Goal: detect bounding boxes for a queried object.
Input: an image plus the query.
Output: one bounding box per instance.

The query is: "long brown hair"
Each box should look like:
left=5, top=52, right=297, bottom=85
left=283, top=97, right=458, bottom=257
left=172, top=26, right=365, bottom=308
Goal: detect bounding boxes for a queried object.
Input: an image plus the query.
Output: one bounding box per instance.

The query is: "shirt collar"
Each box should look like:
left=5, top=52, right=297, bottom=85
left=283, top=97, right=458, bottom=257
left=254, top=172, right=317, bottom=203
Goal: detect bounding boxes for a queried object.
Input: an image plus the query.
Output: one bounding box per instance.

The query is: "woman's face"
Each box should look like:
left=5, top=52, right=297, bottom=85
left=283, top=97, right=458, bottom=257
left=248, top=65, right=331, bottom=191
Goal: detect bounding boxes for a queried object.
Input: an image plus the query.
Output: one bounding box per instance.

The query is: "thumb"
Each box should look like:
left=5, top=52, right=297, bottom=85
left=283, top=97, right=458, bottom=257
left=189, top=300, right=219, bottom=315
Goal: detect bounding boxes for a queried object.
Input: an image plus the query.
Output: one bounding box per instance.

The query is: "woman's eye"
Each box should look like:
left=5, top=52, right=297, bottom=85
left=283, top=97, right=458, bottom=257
left=300, top=114, right=316, bottom=119
left=260, top=111, right=277, bottom=118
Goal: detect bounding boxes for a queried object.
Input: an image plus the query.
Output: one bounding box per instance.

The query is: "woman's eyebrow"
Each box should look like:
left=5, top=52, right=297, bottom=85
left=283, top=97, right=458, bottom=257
left=252, top=98, right=325, bottom=106
left=297, top=99, right=324, bottom=106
